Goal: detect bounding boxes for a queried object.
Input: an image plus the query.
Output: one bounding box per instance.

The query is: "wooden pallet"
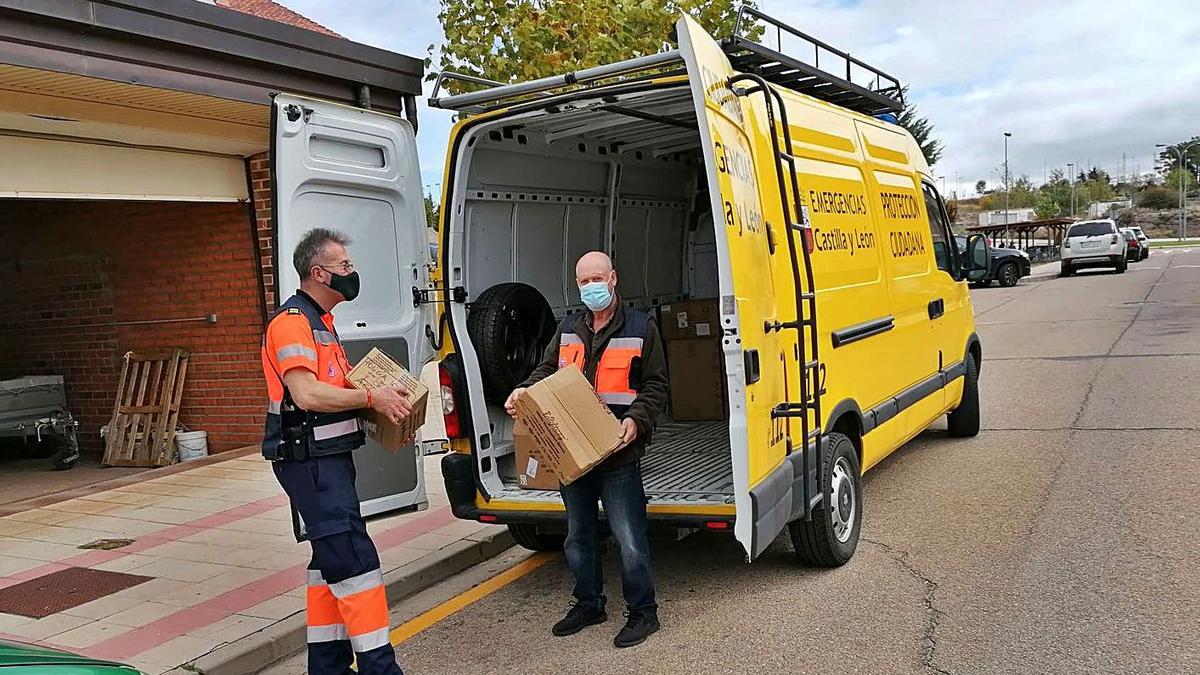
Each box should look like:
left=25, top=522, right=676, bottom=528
left=102, top=349, right=190, bottom=467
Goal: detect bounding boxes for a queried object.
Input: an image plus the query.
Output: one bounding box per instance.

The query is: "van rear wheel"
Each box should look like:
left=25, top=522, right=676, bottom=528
left=789, top=432, right=861, bottom=567
left=507, top=524, right=565, bottom=552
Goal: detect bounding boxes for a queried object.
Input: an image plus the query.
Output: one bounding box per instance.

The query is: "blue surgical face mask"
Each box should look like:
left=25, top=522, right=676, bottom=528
left=579, top=281, right=613, bottom=311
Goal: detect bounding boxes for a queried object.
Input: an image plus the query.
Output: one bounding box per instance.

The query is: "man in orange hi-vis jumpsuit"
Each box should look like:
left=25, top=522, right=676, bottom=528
left=262, top=228, right=412, bottom=675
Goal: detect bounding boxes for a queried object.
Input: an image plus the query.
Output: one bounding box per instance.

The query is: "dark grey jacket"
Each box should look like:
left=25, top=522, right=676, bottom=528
left=519, top=302, right=669, bottom=468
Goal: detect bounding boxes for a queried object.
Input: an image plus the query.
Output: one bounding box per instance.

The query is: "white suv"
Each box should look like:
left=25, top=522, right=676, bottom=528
left=1061, top=219, right=1126, bottom=276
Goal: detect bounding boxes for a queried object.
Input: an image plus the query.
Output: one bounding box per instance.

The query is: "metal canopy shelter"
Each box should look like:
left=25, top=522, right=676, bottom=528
left=967, top=217, right=1076, bottom=261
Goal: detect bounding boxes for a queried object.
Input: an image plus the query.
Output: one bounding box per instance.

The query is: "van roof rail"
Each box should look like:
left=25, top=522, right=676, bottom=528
left=428, top=51, right=684, bottom=112
left=427, top=5, right=905, bottom=117
left=723, top=5, right=904, bottom=116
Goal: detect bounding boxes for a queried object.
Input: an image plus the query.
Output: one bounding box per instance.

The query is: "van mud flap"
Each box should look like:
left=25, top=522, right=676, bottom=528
left=747, top=436, right=824, bottom=559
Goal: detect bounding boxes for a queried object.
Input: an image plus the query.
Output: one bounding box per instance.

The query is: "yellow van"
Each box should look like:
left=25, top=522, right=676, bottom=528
left=272, top=8, right=990, bottom=566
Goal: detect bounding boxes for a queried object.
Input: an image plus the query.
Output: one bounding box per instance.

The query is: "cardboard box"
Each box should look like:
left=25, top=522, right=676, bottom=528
left=659, top=299, right=720, bottom=341
left=345, top=347, right=429, bottom=452
left=512, top=366, right=623, bottom=486
left=514, top=421, right=560, bottom=490
left=666, top=338, right=727, bottom=421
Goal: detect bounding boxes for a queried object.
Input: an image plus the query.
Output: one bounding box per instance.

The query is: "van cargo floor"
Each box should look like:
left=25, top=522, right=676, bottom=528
left=493, top=419, right=733, bottom=506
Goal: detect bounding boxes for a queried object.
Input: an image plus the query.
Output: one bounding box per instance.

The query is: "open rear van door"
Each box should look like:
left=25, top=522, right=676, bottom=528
left=677, top=16, right=798, bottom=560
left=272, top=94, right=435, bottom=527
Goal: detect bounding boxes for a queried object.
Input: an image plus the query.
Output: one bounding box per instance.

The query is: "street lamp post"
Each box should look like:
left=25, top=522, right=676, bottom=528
left=1157, top=141, right=1198, bottom=241
left=1003, top=132, right=1012, bottom=243
left=1067, top=162, right=1076, bottom=217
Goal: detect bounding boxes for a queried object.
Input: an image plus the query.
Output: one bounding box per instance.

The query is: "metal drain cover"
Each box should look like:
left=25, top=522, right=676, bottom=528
left=0, top=567, right=152, bottom=618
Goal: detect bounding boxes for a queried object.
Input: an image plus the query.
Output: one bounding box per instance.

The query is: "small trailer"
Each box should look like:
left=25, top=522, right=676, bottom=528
left=0, top=376, right=80, bottom=470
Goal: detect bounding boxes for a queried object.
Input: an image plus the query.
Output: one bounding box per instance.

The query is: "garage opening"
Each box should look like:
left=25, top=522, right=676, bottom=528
left=0, top=197, right=265, bottom=502
left=449, top=84, right=734, bottom=506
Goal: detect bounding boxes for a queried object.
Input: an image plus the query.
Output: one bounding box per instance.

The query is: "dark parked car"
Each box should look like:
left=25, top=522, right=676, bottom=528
left=955, top=236, right=1031, bottom=287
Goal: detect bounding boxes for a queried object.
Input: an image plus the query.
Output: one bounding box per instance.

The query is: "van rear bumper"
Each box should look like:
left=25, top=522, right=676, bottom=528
left=440, top=452, right=735, bottom=529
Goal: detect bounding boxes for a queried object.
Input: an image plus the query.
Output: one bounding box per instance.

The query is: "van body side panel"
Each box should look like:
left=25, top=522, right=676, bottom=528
left=854, top=121, right=943, bottom=469
left=777, top=94, right=894, bottom=454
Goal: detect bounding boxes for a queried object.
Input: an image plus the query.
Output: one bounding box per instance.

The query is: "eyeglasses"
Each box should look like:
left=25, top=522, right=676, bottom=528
left=318, top=261, right=355, bottom=274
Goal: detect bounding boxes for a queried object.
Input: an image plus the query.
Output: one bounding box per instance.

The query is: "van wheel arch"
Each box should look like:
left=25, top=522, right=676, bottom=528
left=966, top=334, right=982, bottom=376
left=825, top=400, right=864, bottom=465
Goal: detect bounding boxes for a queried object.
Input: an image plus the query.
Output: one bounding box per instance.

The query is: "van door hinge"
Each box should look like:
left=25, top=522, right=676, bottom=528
left=412, top=284, right=467, bottom=307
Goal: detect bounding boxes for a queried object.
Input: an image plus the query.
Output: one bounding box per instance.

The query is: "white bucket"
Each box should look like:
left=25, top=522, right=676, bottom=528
left=175, top=430, right=208, bottom=462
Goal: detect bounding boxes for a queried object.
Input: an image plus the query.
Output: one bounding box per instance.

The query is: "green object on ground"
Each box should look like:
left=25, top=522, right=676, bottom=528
left=0, top=639, right=139, bottom=673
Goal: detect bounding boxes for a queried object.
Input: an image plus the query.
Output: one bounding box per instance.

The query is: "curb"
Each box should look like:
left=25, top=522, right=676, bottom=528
left=171, top=528, right=515, bottom=675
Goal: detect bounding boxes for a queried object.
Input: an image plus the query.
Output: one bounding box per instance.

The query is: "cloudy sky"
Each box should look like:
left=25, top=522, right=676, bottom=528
left=282, top=0, right=1200, bottom=198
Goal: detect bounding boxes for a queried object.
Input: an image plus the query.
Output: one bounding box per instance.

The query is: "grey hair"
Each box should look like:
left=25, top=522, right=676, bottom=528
left=293, top=228, right=352, bottom=280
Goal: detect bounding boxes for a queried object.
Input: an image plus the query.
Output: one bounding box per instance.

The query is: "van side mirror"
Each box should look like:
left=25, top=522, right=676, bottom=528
left=963, top=234, right=989, bottom=281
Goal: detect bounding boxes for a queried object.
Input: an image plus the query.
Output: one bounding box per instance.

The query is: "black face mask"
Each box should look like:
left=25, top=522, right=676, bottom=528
left=322, top=269, right=361, bottom=302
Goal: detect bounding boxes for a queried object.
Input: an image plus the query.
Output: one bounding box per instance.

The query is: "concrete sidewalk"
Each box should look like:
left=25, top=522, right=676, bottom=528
left=0, top=450, right=505, bottom=674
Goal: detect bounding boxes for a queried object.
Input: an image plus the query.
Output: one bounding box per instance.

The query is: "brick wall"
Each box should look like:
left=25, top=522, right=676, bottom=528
left=0, top=200, right=266, bottom=454
left=248, top=152, right=277, bottom=312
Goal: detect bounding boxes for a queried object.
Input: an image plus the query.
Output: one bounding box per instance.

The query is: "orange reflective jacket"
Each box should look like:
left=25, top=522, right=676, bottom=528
left=556, top=310, right=648, bottom=413
left=261, top=292, right=364, bottom=461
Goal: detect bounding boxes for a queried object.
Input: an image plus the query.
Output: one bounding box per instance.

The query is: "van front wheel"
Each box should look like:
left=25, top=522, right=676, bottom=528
left=789, top=432, right=861, bottom=567
left=507, top=524, right=565, bottom=552
left=948, top=354, right=980, bottom=437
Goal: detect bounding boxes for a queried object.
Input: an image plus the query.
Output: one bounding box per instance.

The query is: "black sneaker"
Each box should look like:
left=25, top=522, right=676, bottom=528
left=613, top=611, right=660, bottom=648
left=551, top=602, right=607, bottom=637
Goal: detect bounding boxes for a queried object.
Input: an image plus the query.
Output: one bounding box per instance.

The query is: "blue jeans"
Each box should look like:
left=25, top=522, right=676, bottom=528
left=560, top=461, right=657, bottom=616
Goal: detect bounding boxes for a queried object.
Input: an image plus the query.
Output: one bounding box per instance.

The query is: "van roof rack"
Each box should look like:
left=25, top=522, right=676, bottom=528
left=428, top=5, right=905, bottom=117
left=722, top=5, right=904, bottom=116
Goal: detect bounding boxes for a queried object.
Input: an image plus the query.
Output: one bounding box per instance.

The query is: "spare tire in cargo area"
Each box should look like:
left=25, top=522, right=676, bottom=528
left=468, top=282, right=557, bottom=403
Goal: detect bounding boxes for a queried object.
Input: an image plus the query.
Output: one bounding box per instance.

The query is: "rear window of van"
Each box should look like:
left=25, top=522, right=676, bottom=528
left=1068, top=222, right=1114, bottom=237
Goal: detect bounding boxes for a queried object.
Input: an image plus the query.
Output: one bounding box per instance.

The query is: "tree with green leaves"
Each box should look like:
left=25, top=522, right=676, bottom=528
left=1033, top=191, right=1061, bottom=219
left=895, top=86, right=942, bottom=167
left=1164, top=166, right=1194, bottom=194
left=425, top=194, right=441, bottom=231
left=428, top=0, right=756, bottom=92
left=975, top=179, right=987, bottom=195
left=1157, top=136, right=1200, bottom=174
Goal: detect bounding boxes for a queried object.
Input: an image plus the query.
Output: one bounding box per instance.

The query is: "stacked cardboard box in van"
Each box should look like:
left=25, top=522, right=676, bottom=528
left=659, top=299, right=727, bottom=421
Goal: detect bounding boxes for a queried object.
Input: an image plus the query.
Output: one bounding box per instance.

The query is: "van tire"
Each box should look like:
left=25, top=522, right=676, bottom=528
left=947, top=354, right=980, bottom=437
left=789, top=432, right=861, bottom=567
left=1115, top=257, right=1127, bottom=274
left=468, top=283, right=557, bottom=403
left=507, top=523, right=565, bottom=552
left=1060, top=262, right=1073, bottom=277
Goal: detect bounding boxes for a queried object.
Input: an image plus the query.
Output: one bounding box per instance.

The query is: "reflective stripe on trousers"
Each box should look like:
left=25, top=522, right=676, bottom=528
left=306, top=568, right=393, bottom=653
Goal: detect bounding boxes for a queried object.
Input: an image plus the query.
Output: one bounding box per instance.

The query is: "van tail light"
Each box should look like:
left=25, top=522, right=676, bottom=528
left=478, top=514, right=498, bottom=523
left=802, top=227, right=815, bottom=254
left=1128, top=240, right=1136, bottom=249
left=704, top=520, right=731, bottom=531
left=439, top=363, right=463, bottom=439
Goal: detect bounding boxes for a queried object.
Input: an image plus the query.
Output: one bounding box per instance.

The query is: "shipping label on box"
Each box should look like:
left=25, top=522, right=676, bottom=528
left=514, top=421, right=559, bottom=490
left=345, top=347, right=429, bottom=452
left=660, top=299, right=720, bottom=341
left=513, top=366, right=623, bottom=485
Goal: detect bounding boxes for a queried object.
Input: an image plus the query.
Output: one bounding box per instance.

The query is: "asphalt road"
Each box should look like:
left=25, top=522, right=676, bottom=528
left=267, top=247, right=1199, bottom=675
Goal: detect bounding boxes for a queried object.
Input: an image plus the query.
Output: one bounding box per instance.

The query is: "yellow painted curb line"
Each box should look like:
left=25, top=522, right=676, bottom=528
left=390, top=552, right=556, bottom=646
